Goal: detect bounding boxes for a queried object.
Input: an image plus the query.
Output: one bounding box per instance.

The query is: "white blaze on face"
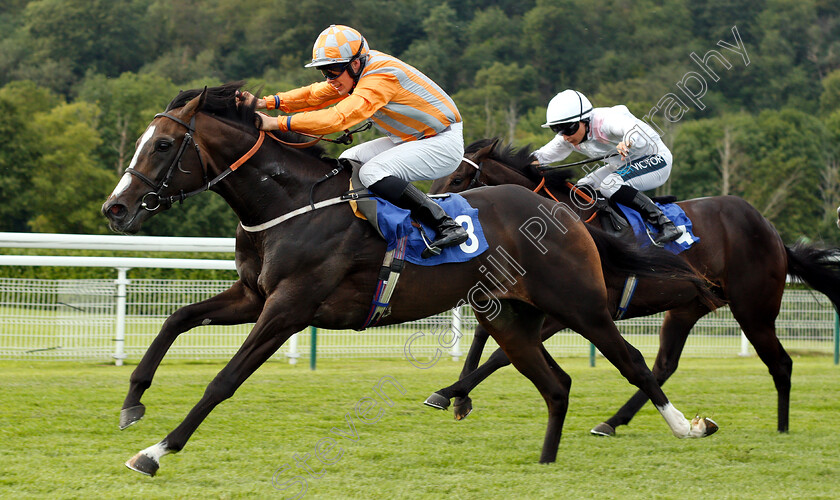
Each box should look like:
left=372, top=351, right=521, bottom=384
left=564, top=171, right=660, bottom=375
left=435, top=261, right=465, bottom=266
left=110, top=173, right=133, bottom=199
left=110, top=125, right=157, bottom=198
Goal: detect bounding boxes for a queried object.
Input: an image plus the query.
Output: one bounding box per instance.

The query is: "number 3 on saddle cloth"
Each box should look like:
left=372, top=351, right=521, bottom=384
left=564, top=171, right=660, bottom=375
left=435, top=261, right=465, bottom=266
left=614, top=201, right=699, bottom=254
left=373, top=195, right=488, bottom=265
left=350, top=188, right=489, bottom=329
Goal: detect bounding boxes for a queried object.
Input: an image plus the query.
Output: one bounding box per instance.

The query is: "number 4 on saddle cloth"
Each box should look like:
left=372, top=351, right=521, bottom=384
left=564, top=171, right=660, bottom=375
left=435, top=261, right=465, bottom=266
left=614, top=201, right=699, bottom=254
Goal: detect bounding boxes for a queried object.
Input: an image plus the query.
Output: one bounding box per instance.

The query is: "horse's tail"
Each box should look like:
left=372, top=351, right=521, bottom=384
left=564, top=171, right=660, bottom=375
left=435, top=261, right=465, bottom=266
left=785, top=244, right=840, bottom=311
left=584, top=225, right=723, bottom=310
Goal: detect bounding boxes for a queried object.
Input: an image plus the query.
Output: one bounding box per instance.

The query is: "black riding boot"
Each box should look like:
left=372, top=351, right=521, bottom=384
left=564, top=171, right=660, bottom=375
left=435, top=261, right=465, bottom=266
left=369, top=176, right=468, bottom=252
left=613, top=185, right=681, bottom=246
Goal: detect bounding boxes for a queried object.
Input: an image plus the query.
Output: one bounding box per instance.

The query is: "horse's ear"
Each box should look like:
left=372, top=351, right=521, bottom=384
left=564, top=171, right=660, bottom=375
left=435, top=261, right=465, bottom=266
left=181, top=87, right=207, bottom=119
left=475, top=138, right=500, bottom=161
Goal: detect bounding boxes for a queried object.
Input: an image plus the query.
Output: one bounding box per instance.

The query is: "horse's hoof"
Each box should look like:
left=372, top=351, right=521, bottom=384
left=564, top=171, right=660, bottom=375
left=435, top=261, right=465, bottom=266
left=125, top=452, right=159, bottom=476
left=423, top=392, right=450, bottom=410
left=688, top=416, right=719, bottom=438
left=590, top=422, right=616, bottom=437
left=453, top=397, right=472, bottom=421
left=701, top=417, right=719, bottom=437
left=120, top=404, right=146, bottom=430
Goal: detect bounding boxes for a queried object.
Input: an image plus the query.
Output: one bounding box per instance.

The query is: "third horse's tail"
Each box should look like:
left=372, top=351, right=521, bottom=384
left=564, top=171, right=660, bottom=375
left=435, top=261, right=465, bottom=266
left=584, top=225, right=724, bottom=310
left=785, top=244, right=840, bottom=311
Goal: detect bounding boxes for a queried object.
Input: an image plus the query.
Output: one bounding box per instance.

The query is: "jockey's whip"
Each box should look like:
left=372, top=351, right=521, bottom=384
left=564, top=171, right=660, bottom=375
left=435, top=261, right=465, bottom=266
left=537, top=152, right=620, bottom=172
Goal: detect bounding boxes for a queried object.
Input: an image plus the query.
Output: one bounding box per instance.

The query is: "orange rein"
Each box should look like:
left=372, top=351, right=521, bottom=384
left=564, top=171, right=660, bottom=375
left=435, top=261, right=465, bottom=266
left=532, top=179, right=597, bottom=223
left=230, top=129, right=332, bottom=172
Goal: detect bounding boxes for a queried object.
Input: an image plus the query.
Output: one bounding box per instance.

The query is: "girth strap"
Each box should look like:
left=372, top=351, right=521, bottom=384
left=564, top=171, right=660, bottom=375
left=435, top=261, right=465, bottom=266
left=361, top=236, right=408, bottom=329
left=614, top=274, right=638, bottom=320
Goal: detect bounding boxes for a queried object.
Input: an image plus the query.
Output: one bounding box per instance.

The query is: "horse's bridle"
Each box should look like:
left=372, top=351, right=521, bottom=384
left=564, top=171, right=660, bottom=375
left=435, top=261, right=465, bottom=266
left=125, top=112, right=219, bottom=211
left=461, top=157, right=485, bottom=189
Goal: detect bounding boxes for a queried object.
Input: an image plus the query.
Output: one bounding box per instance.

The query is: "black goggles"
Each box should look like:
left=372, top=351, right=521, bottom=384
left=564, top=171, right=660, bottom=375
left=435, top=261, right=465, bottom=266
left=320, top=63, right=349, bottom=80
left=550, top=121, right=581, bottom=136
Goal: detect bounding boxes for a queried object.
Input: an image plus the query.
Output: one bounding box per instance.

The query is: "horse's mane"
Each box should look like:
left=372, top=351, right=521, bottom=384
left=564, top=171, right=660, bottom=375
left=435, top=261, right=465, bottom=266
left=166, top=81, right=328, bottom=161
left=465, top=138, right=574, bottom=191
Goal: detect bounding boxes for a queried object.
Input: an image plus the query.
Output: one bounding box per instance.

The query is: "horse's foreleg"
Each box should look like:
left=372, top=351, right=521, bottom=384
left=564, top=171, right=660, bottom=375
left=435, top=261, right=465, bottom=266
left=121, top=281, right=263, bottom=430
left=125, top=296, right=304, bottom=476
left=593, top=309, right=700, bottom=436
left=428, top=321, right=562, bottom=420
left=425, top=344, right=510, bottom=419
left=423, top=323, right=489, bottom=411
left=452, top=324, right=489, bottom=418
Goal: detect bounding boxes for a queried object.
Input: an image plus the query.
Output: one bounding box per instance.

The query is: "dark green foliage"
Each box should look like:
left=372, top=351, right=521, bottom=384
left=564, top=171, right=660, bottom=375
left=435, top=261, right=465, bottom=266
left=1, top=0, right=840, bottom=252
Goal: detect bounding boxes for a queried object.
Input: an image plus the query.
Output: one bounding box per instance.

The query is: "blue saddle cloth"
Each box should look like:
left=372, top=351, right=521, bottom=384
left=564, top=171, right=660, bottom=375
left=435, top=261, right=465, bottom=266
left=374, top=193, right=489, bottom=266
left=615, top=202, right=699, bottom=254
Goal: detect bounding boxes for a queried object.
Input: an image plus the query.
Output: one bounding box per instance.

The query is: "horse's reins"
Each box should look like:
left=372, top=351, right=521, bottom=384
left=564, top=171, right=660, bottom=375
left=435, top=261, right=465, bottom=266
left=462, top=155, right=599, bottom=223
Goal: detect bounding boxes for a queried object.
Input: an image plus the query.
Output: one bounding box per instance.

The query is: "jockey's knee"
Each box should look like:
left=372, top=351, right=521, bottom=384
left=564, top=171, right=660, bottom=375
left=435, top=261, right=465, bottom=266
left=358, top=164, right=390, bottom=188
left=339, top=146, right=362, bottom=162
left=598, top=174, right=625, bottom=198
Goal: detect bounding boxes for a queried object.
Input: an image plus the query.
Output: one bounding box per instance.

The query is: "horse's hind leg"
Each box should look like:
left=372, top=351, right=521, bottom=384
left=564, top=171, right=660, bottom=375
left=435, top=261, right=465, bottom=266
left=731, top=303, right=792, bottom=432
left=121, top=280, right=263, bottom=429
left=552, top=306, right=717, bottom=439
left=593, top=305, right=706, bottom=436
left=477, top=301, right=570, bottom=463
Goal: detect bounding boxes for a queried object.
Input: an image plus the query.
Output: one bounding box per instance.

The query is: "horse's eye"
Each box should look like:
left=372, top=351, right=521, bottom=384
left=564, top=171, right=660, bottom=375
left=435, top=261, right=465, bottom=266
left=451, top=178, right=463, bottom=186
left=155, top=140, right=172, bottom=152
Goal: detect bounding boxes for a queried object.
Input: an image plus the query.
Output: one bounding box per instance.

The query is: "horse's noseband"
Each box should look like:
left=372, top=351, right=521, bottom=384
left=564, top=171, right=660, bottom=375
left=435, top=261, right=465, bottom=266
left=126, top=112, right=209, bottom=211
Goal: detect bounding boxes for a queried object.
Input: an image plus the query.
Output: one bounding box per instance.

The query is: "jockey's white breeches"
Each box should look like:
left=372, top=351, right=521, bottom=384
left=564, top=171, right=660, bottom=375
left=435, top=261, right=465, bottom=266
left=340, top=122, right=464, bottom=187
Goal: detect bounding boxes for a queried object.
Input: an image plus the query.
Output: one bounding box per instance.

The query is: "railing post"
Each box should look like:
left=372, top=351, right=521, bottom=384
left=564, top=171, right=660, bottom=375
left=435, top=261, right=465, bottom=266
left=450, top=306, right=463, bottom=361
left=834, top=312, right=839, bottom=366
left=589, top=343, right=596, bottom=367
left=287, top=333, right=299, bottom=365
left=113, top=267, right=131, bottom=366
left=310, top=326, right=317, bottom=370
left=739, top=331, right=750, bottom=357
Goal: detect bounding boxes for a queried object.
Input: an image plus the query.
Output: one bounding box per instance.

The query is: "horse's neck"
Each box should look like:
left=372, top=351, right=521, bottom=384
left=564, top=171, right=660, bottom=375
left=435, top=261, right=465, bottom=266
left=490, top=159, right=598, bottom=221
left=487, top=159, right=539, bottom=190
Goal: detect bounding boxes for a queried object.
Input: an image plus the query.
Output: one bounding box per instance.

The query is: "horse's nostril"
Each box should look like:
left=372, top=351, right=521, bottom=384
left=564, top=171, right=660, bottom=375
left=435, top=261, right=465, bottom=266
left=106, top=203, right=127, bottom=219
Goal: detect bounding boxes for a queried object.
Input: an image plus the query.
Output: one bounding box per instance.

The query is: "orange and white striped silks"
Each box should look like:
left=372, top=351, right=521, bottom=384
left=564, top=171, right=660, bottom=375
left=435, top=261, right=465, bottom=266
left=267, top=50, right=461, bottom=143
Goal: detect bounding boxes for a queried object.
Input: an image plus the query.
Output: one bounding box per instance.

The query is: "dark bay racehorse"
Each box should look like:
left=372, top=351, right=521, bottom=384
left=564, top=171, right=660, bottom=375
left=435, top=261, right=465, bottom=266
left=429, top=138, right=840, bottom=435
left=102, top=84, right=719, bottom=475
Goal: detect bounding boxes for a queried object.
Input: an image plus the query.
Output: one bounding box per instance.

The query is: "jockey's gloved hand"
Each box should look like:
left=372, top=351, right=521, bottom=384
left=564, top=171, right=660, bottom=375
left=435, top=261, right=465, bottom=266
left=254, top=111, right=281, bottom=131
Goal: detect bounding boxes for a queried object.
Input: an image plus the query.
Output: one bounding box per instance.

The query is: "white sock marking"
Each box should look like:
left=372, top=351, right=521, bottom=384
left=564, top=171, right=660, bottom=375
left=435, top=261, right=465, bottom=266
left=656, top=402, right=690, bottom=438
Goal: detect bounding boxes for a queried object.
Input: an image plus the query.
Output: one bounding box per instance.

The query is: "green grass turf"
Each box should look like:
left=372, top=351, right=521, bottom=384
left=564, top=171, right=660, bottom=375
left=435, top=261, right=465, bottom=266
left=1, top=355, right=838, bottom=499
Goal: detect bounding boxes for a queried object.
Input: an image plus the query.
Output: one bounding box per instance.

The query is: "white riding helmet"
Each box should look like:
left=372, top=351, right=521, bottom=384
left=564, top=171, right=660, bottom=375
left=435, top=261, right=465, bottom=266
left=541, top=90, right=593, bottom=128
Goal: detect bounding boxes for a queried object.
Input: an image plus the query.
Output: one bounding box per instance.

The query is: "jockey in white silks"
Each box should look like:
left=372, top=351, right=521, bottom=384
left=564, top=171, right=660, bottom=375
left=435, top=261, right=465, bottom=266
left=532, top=89, right=681, bottom=246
